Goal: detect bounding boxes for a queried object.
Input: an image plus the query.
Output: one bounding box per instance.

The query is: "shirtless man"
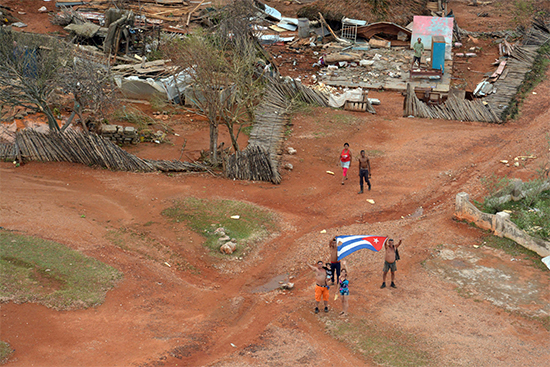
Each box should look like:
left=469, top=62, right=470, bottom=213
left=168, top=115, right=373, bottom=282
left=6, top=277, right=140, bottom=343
left=329, top=238, right=341, bottom=285
left=306, top=260, right=330, bottom=313
left=381, top=238, right=402, bottom=289
left=358, top=150, right=371, bottom=194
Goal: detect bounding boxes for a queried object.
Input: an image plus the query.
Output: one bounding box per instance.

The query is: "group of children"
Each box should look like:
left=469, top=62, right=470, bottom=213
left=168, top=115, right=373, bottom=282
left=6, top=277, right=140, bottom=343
left=306, top=236, right=402, bottom=316
left=306, top=257, right=349, bottom=316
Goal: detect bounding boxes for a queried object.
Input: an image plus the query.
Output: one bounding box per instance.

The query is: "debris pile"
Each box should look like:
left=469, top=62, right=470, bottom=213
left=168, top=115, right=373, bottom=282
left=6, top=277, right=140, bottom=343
left=99, top=124, right=139, bottom=145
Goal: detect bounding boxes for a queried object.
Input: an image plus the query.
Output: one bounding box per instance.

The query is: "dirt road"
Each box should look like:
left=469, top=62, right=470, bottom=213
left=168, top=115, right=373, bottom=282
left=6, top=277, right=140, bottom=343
left=2, top=81, right=550, bottom=366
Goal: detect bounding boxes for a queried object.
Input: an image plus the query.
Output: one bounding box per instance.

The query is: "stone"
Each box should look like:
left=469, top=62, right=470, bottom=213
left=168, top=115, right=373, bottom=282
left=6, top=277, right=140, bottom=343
left=287, top=147, right=297, bottom=155
left=214, top=227, right=226, bottom=235
left=220, top=243, right=234, bottom=254
left=284, top=163, right=293, bottom=170
left=218, top=235, right=230, bottom=243
left=280, top=283, right=294, bottom=290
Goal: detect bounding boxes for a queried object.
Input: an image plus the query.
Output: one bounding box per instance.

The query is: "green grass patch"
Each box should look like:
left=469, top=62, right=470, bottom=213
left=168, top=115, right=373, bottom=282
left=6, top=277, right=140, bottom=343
left=241, top=124, right=253, bottom=137
left=290, top=95, right=314, bottom=115
left=496, top=189, right=550, bottom=241
left=481, top=235, right=548, bottom=271
left=0, top=341, right=13, bottom=365
left=328, top=318, right=432, bottom=366
left=162, top=198, right=277, bottom=256
left=0, top=231, right=122, bottom=310
left=501, top=41, right=550, bottom=121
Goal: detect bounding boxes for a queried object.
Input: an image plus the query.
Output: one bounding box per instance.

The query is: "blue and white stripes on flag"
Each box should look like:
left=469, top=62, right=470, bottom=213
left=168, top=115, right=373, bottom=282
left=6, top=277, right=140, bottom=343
left=336, top=235, right=388, bottom=260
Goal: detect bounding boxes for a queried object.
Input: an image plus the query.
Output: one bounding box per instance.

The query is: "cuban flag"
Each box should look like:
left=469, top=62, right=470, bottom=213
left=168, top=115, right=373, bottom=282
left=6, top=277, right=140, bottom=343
left=336, top=235, right=388, bottom=260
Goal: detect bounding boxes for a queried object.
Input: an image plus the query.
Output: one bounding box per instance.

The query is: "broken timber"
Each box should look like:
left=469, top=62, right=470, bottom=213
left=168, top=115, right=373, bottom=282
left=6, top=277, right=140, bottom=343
left=0, top=129, right=207, bottom=173
left=224, top=76, right=329, bottom=184
left=404, top=83, right=500, bottom=123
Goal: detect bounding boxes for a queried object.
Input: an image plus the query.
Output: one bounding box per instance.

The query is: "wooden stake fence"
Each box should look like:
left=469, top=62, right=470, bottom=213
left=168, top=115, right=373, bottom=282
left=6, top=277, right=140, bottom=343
left=224, top=76, right=329, bottom=184
left=1, top=129, right=206, bottom=173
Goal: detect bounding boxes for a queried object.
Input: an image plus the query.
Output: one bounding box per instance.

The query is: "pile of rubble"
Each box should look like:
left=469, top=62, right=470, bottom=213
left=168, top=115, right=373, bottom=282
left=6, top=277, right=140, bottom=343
left=99, top=124, right=139, bottom=145
left=214, top=227, right=239, bottom=255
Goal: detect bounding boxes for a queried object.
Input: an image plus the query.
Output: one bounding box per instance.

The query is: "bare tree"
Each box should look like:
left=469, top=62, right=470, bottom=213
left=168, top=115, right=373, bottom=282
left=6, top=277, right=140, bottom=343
left=57, top=52, right=117, bottom=131
left=0, top=29, right=68, bottom=131
left=165, top=0, right=267, bottom=165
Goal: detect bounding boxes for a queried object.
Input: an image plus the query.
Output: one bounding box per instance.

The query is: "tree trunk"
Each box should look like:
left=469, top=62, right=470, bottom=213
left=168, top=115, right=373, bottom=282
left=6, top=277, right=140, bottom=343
left=41, top=103, right=59, bottom=131
left=209, top=121, right=218, bottom=165
left=226, top=122, right=240, bottom=152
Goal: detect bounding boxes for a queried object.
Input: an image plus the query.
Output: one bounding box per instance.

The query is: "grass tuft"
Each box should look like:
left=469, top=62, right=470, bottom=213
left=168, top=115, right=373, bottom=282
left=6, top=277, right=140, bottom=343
left=481, top=235, right=548, bottom=271
left=0, top=341, right=13, bottom=365
left=0, top=231, right=122, bottom=310
left=162, top=198, right=277, bottom=256
left=327, top=318, right=431, bottom=366
left=501, top=41, right=550, bottom=121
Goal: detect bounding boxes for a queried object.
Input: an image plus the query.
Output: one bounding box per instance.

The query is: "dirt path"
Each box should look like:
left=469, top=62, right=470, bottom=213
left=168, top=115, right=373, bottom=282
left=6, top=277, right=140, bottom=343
left=2, top=76, right=550, bottom=366
left=2, top=1, right=550, bottom=366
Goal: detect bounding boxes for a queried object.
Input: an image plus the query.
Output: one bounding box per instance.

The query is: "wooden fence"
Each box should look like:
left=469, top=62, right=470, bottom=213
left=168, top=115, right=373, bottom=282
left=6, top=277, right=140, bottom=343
left=404, top=83, right=501, bottom=123
left=224, top=76, right=329, bottom=184
left=1, top=129, right=206, bottom=173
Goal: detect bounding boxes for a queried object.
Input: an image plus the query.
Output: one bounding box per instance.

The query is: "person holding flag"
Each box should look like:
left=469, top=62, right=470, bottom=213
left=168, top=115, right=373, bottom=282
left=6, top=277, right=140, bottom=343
left=329, top=238, right=341, bottom=285
left=381, top=238, right=402, bottom=289
left=305, top=260, right=330, bottom=314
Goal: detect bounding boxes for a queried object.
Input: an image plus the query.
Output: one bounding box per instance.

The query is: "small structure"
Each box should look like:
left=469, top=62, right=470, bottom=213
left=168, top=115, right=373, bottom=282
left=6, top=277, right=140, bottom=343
left=431, top=35, right=446, bottom=74
left=411, top=16, right=454, bottom=60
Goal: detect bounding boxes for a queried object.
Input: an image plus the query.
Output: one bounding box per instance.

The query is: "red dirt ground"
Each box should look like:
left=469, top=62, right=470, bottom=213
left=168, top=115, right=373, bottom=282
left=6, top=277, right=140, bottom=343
left=1, top=1, right=550, bottom=367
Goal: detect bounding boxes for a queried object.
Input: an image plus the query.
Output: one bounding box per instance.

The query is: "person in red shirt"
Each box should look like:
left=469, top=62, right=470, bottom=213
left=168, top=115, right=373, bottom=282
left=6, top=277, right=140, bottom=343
left=339, top=143, right=352, bottom=185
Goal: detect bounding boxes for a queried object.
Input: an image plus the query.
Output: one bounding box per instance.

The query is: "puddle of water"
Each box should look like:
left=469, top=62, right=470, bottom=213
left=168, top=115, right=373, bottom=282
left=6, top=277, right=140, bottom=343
left=250, top=274, right=289, bottom=293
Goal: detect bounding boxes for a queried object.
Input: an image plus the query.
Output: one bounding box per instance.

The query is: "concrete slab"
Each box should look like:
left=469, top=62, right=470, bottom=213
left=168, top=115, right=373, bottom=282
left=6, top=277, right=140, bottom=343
left=318, top=49, right=452, bottom=93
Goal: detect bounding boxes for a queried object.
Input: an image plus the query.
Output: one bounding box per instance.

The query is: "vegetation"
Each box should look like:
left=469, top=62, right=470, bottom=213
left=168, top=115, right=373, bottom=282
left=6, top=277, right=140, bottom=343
left=327, top=318, right=431, bottom=366
left=502, top=41, right=550, bottom=120
left=0, top=341, right=13, bottom=365
left=162, top=198, right=277, bottom=256
left=492, top=189, right=550, bottom=241
left=0, top=29, right=116, bottom=131
left=474, top=174, right=513, bottom=213
left=481, top=235, right=548, bottom=271
left=475, top=171, right=550, bottom=241
left=0, top=231, right=122, bottom=310
left=164, top=0, right=268, bottom=165
left=113, top=105, right=155, bottom=130
left=0, top=30, right=68, bottom=130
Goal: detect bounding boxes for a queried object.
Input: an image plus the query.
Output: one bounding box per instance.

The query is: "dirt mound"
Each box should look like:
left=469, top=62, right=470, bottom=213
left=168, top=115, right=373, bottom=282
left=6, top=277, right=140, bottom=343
left=297, top=0, right=428, bottom=25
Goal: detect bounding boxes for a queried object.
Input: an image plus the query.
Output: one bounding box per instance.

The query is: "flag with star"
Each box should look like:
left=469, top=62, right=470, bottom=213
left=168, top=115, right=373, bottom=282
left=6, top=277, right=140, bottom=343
left=336, top=235, right=388, bottom=260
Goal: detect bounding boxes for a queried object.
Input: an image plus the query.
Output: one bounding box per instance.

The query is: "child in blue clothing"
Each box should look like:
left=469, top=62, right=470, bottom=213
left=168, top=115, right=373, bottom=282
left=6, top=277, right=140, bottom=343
left=338, top=266, right=349, bottom=316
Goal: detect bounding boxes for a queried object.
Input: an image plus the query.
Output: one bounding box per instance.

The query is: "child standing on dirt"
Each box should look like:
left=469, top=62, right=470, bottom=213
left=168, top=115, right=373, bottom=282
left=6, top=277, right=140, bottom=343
left=339, top=143, right=352, bottom=185
left=338, top=264, right=350, bottom=316
left=305, top=260, right=330, bottom=314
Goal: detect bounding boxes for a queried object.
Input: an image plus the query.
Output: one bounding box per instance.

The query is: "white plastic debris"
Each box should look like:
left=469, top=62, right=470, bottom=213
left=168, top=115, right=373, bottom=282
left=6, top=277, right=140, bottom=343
left=38, top=6, right=48, bottom=12
left=230, top=215, right=240, bottom=220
